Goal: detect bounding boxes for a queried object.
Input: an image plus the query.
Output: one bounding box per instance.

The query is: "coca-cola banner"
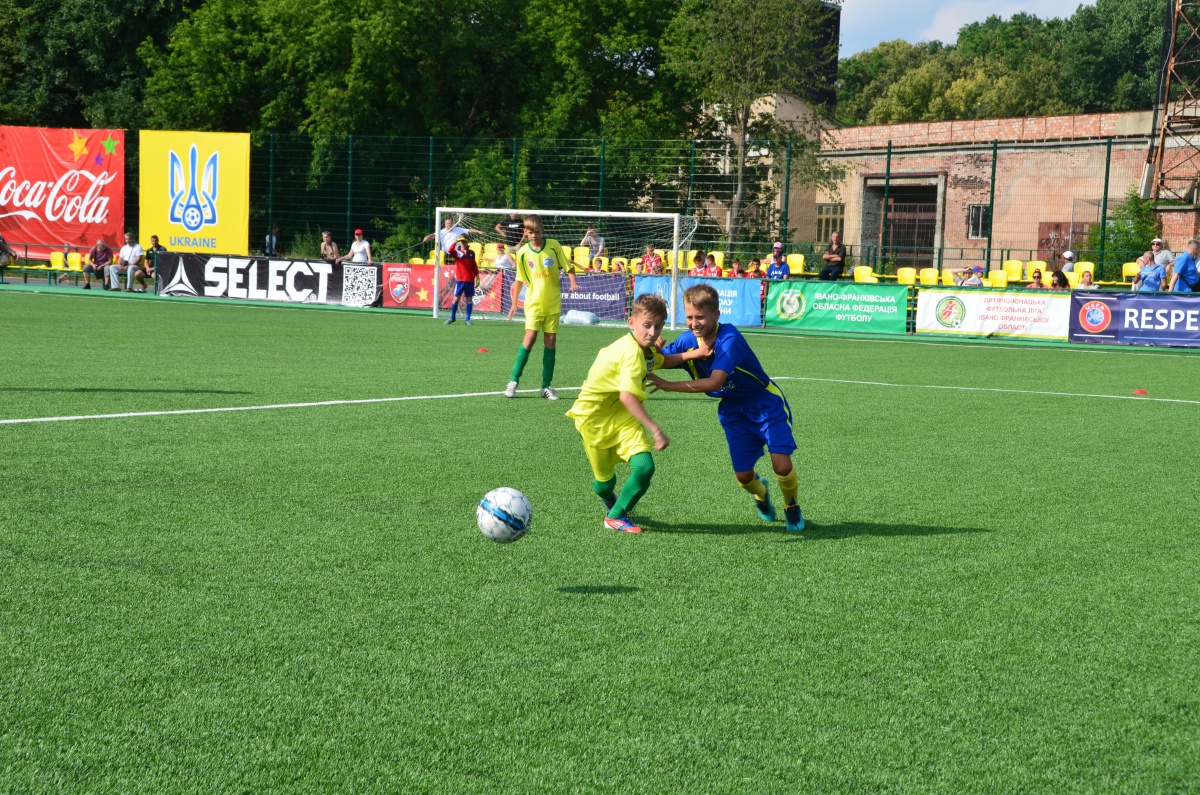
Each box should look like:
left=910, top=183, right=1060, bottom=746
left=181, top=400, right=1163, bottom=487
left=0, top=126, right=125, bottom=257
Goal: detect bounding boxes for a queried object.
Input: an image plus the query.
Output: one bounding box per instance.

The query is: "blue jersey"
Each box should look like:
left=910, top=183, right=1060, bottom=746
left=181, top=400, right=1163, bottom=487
left=766, top=261, right=790, bottom=280
left=1138, top=263, right=1166, bottom=291
left=662, top=323, right=777, bottom=404
left=1171, top=252, right=1199, bottom=292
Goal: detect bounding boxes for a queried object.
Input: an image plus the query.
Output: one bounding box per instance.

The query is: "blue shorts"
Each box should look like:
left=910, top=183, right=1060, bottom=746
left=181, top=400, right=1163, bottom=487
left=453, top=280, right=475, bottom=298
left=717, top=391, right=796, bottom=472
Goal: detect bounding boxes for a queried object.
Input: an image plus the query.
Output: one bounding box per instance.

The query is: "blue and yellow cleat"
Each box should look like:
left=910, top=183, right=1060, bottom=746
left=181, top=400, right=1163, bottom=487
left=752, top=475, right=776, bottom=522
left=784, top=503, right=805, bottom=532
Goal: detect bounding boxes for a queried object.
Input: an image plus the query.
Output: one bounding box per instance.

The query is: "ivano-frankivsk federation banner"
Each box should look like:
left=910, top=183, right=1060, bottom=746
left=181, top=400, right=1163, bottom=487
left=0, top=126, right=125, bottom=256
left=139, top=130, right=250, bottom=255
left=916, top=287, right=1070, bottom=341
left=157, top=254, right=381, bottom=307
left=765, top=281, right=907, bottom=334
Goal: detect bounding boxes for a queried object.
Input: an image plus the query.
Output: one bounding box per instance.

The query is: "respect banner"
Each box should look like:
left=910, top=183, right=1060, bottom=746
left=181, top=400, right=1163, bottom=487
left=766, top=281, right=907, bottom=334
left=1070, top=291, right=1200, bottom=348
left=158, top=254, right=381, bottom=307
left=0, top=126, right=125, bottom=256
left=139, top=131, right=250, bottom=255
left=501, top=271, right=628, bottom=320
left=916, top=288, right=1070, bottom=341
left=632, top=276, right=764, bottom=326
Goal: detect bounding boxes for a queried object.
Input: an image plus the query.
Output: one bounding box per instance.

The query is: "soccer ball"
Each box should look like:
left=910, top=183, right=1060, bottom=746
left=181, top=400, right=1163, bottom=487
left=477, top=487, right=532, bottom=543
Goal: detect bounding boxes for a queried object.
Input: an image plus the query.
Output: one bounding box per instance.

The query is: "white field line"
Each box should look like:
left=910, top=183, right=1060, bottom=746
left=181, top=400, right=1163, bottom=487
left=774, top=376, right=1200, bottom=405
left=0, top=387, right=581, bottom=426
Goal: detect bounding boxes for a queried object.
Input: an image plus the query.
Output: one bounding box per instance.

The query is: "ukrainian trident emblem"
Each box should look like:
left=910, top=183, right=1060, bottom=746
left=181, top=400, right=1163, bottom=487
left=168, top=145, right=219, bottom=232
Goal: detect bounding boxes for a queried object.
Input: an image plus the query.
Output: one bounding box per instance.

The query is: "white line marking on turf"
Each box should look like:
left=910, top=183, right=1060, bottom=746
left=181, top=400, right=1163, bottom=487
left=0, top=388, right=581, bottom=426
left=774, top=376, right=1200, bottom=405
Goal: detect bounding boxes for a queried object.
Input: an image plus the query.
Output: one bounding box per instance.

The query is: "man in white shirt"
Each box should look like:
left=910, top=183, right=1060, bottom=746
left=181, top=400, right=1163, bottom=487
left=117, top=232, right=144, bottom=292
left=580, top=227, right=605, bottom=259
left=423, top=218, right=484, bottom=261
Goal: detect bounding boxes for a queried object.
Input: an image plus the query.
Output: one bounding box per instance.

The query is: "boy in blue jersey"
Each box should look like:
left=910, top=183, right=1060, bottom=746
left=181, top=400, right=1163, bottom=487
left=648, top=283, right=805, bottom=531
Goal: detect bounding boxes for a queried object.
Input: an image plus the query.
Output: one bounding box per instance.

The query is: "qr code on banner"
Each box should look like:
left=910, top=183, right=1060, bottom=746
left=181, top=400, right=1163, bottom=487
left=341, top=265, right=378, bottom=307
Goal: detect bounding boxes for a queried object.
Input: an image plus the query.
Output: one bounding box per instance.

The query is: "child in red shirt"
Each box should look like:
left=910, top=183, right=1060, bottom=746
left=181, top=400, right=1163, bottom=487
left=445, top=237, right=480, bottom=325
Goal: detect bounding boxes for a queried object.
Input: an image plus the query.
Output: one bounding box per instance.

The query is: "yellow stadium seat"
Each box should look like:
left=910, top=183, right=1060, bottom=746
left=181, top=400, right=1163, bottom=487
left=686, top=249, right=699, bottom=267
left=1065, top=271, right=1080, bottom=288
left=919, top=267, right=939, bottom=285
left=987, top=269, right=1009, bottom=288
left=896, top=267, right=916, bottom=285
left=468, top=241, right=482, bottom=259
left=66, top=252, right=83, bottom=271
left=853, top=266, right=879, bottom=284
left=787, top=253, right=806, bottom=274
left=1122, top=262, right=1141, bottom=282
left=1074, top=261, right=1096, bottom=278
left=49, top=251, right=64, bottom=269
left=707, top=251, right=725, bottom=270
left=1002, top=260, right=1023, bottom=281
left=427, top=251, right=441, bottom=265
left=573, top=246, right=591, bottom=269
left=941, top=269, right=956, bottom=286
left=654, top=249, right=666, bottom=261
left=408, top=256, right=424, bottom=265
left=1026, top=260, right=1048, bottom=279
left=483, top=242, right=499, bottom=260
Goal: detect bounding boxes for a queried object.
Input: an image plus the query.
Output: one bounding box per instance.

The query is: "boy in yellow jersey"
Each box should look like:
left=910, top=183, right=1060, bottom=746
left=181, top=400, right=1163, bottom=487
left=567, top=293, right=710, bottom=534
left=504, top=214, right=579, bottom=400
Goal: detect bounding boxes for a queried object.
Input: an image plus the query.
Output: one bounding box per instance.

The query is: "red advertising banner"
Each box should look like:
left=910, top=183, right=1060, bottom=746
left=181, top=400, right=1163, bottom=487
left=0, top=126, right=125, bottom=258
left=382, top=263, right=506, bottom=313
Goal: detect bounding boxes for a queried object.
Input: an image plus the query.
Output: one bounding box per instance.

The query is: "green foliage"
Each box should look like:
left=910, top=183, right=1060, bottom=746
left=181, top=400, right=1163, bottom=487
left=1084, top=188, right=1161, bottom=262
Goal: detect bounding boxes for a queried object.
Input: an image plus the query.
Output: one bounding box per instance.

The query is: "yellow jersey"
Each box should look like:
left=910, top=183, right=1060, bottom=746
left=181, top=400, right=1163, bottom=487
left=567, top=332, right=665, bottom=431
left=515, top=238, right=572, bottom=316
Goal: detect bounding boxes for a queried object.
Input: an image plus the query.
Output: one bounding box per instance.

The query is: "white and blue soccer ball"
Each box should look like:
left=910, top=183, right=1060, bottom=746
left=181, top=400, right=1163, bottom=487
left=477, top=487, right=532, bottom=543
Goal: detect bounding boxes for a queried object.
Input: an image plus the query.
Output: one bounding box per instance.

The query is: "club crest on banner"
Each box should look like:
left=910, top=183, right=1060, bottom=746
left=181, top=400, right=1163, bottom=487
left=168, top=145, right=218, bottom=232
left=935, top=296, right=966, bottom=329
left=775, top=287, right=806, bottom=320
left=389, top=270, right=410, bottom=304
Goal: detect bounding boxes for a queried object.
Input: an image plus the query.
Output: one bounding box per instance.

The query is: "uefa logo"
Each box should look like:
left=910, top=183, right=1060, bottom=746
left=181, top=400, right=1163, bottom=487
left=168, top=144, right=218, bottom=232
left=1078, top=300, right=1112, bottom=333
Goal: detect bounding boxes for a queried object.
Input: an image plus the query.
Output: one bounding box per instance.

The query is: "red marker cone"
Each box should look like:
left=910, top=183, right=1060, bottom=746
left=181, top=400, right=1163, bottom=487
left=477, top=348, right=489, bottom=353
left=1133, top=389, right=1148, bottom=396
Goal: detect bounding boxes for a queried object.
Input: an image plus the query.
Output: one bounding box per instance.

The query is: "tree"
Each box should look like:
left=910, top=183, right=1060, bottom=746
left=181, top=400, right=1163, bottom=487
left=1084, top=188, right=1161, bottom=265
left=663, top=0, right=836, bottom=248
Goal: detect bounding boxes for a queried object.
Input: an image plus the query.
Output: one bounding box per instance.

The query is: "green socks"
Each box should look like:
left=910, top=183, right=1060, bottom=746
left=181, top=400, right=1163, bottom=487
left=593, top=477, right=617, bottom=503
left=608, top=452, right=655, bottom=519
left=511, top=344, right=532, bottom=382
left=541, top=347, right=557, bottom=389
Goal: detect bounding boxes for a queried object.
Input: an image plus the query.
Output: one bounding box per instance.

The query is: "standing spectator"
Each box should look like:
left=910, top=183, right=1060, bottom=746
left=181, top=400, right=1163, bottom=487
left=264, top=225, right=281, bottom=256
left=320, top=231, right=340, bottom=264
left=82, top=238, right=112, bottom=290
left=1169, top=239, right=1200, bottom=293
left=339, top=229, right=372, bottom=264
left=1078, top=270, right=1100, bottom=290
left=819, top=232, right=846, bottom=280
left=641, top=244, right=664, bottom=275
left=1050, top=270, right=1070, bottom=290
left=727, top=259, right=746, bottom=278
left=495, top=213, right=525, bottom=248
left=1133, top=251, right=1165, bottom=292
left=494, top=242, right=515, bottom=270
left=1060, top=250, right=1076, bottom=273
left=1152, top=238, right=1175, bottom=274
left=424, top=218, right=484, bottom=257
left=765, top=244, right=790, bottom=279
left=580, top=227, right=606, bottom=259
left=117, top=232, right=145, bottom=292
left=1026, top=269, right=1047, bottom=289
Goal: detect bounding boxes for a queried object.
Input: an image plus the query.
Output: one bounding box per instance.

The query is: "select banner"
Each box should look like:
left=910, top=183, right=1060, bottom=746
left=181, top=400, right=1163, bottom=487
left=158, top=254, right=381, bottom=307
left=765, top=281, right=907, bottom=333
left=1070, top=291, right=1200, bottom=347
left=633, top=276, right=763, bottom=326
left=502, top=271, right=628, bottom=320
left=916, top=288, right=1070, bottom=341
left=139, top=130, right=250, bottom=255
left=0, top=126, right=125, bottom=256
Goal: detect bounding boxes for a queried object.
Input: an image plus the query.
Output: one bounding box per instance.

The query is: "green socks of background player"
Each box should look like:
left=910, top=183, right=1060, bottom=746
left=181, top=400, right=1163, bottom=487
left=509, top=345, right=556, bottom=388
left=593, top=452, right=655, bottom=520
left=740, top=467, right=800, bottom=507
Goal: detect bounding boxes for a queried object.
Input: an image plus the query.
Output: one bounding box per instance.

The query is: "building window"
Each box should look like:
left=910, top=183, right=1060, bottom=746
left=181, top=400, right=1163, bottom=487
left=817, top=203, right=844, bottom=241
left=968, top=204, right=991, bottom=240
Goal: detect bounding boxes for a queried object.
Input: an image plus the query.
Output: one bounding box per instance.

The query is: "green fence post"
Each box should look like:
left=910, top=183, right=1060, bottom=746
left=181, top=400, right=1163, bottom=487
left=598, top=138, right=606, bottom=212
left=510, top=137, right=518, bottom=208
left=345, top=134, right=353, bottom=245
left=686, top=140, right=697, bottom=216
left=881, top=140, right=892, bottom=267
left=781, top=138, right=792, bottom=246
left=1099, top=136, right=1113, bottom=277
left=985, top=139, right=997, bottom=272
left=267, top=133, right=275, bottom=242
left=427, top=136, right=435, bottom=235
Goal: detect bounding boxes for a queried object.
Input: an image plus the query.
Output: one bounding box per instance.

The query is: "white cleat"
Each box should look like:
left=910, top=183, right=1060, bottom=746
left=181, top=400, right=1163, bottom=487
left=504, top=381, right=518, bottom=398
left=541, top=387, right=559, bottom=400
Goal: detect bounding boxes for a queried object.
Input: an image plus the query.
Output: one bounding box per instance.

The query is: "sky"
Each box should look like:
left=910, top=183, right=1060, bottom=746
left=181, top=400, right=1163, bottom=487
left=838, top=0, right=1097, bottom=57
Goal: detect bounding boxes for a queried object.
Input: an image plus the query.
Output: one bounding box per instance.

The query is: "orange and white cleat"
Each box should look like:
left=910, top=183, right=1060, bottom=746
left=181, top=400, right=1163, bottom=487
left=604, top=515, right=643, bottom=534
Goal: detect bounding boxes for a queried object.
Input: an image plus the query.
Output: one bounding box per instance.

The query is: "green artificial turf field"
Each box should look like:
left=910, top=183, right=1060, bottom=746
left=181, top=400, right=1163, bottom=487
left=2, top=289, right=1198, bottom=793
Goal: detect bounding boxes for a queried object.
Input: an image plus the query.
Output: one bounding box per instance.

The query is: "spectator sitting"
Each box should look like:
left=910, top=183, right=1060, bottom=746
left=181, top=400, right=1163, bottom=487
left=1060, top=250, right=1076, bottom=273
left=320, top=231, right=339, bottom=264
left=727, top=259, right=745, bottom=278
left=82, top=238, right=112, bottom=290
left=0, top=234, right=14, bottom=271
left=688, top=252, right=705, bottom=276
left=697, top=254, right=722, bottom=277
left=765, top=244, right=790, bottom=279
left=1050, top=270, right=1070, bottom=289
left=55, top=243, right=74, bottom=284
left=118, top=232, right=145, bottom=292
left=641, top=245, right=664, bottom=275
left=580, top=227, right=606, bottom=259
left=745, top=258, right=762, bottom=278
left=1078, top=270, right=1100, bottom=290
left=819, top=231, right=846, bottom=280
left=1026, top=269, right=1047, bottom=289
left=1133, top=250, right=1165, bottom=292
left=339, top=228, right=372, bottom=264
left=1168, top=239, right=1200, bottom=293
left=953, top=266, right=984, bottom=286
left=494, top=242, right=515, bottom=270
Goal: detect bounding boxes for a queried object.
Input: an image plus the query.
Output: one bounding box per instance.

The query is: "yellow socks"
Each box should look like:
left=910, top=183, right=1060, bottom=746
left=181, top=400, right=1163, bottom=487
left=777, top=468, right=799, bottom=507
left=739, top=475, right=768, bottom=501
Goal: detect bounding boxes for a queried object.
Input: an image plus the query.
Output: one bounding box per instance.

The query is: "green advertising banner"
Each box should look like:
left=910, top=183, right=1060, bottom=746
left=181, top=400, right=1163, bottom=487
left=765, top=281, right=909, bottom=333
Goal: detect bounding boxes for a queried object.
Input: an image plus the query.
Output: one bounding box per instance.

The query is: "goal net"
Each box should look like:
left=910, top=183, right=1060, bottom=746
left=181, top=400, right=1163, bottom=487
left=427, top=207, right=697, bottom=327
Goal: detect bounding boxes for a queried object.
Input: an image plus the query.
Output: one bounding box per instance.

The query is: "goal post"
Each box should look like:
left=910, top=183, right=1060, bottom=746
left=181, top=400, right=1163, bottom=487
left=430, top=207, right=696, bottom=329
